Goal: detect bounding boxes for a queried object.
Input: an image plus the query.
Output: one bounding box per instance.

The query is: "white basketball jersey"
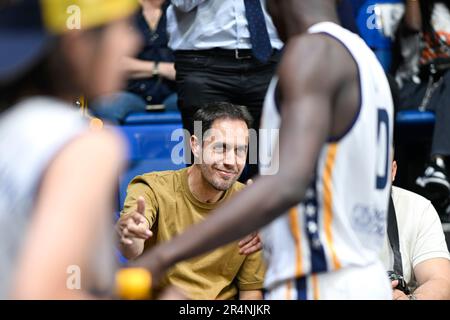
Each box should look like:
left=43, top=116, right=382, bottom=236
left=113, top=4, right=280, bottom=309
left=259, top=22, right=394, bottom=299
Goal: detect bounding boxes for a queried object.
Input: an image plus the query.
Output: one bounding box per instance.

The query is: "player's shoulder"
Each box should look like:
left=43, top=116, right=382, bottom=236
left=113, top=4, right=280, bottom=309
left=283, top=33, right=334, bottom=61
left=280, top=33, right=355, bottom=85
left=288, top=32, right=350, bottom=57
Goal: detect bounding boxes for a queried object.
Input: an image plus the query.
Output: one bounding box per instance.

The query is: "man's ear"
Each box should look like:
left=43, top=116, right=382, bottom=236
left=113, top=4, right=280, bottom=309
left=191, top=135, right=202, bottom=164
left=392, top=160, right=398, bottom=182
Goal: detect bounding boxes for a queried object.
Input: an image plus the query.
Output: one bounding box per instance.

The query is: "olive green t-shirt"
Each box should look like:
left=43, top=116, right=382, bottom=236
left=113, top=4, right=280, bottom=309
left=121, top=168, right=265, bottom=299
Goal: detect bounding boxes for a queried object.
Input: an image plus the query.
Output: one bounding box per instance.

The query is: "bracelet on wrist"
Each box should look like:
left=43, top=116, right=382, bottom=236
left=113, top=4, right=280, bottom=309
left=152, top=61, right=159, bottom=77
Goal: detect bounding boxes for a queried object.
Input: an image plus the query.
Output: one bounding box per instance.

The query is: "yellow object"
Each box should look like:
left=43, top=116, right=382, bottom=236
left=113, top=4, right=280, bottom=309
left=89, top=118, right=104, bottom=131
left=40, top=0, right=138, bottom=34
left=115, top=268, right=152, bottom=300
left=120, top=168, right=266, bottom=299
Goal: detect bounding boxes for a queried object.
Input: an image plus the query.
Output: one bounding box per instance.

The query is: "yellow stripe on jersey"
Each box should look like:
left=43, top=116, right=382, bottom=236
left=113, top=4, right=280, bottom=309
left=323, top=143, right=342, bottom=270
left=311, top=274, right=320, bottom=300
left=285, top=279, right=293, bottom=300
left=288, top=207, right=303, bottom=277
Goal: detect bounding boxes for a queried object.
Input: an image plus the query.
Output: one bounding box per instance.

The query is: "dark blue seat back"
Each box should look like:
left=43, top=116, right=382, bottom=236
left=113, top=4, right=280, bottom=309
left=116, top=111, right=185, bottom=212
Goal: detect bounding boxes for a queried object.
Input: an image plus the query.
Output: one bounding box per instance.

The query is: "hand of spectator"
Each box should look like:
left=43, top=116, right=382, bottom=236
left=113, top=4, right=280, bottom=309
left=239, top=232, right=262, bottom=255
left=391, top=280, right=409, bottom=300
left=238, top=179, right=263, bottom=255
left=158, top=62, right=176, bottom=81
left=116, top=196, right=152, bottom=245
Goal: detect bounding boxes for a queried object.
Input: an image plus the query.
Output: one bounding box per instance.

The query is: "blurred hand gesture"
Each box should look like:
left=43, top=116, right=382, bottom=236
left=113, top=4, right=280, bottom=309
left=116, top=196, right=152, bottom=245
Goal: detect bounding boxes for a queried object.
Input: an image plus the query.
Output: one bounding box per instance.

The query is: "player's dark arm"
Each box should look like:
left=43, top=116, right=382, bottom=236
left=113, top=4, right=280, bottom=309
left=133, top=36, right=345, bottom=280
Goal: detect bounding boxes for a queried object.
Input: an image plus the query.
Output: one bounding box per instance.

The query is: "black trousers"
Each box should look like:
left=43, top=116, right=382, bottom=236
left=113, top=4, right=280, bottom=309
left=175, top=49, right=280, bottom=178
left=398, top=71, right=450, bottom=157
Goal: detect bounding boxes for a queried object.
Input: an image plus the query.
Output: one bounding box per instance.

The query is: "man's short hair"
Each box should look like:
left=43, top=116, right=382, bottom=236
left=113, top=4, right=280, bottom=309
left=193, top=102, right=254, bottom=138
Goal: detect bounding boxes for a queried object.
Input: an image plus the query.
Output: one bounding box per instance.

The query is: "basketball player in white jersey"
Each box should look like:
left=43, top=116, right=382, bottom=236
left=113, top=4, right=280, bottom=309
left=134, top=0, right=394, bottom=299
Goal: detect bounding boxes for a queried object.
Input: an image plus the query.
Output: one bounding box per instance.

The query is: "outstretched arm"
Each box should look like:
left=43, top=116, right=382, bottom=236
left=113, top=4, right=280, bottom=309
left=134, top=35, right=348, bottom=282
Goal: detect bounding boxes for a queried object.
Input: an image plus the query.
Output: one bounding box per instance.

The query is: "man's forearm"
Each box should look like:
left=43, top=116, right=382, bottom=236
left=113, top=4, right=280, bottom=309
left=413, top=278, right=450, bottom=300
left=123, top=58, right=175, bottom=80
left=239, top=290, right=263, bottom=300
left=119, top=239, right=145, bottom=260
left=122, top=57, right=156, bottom=79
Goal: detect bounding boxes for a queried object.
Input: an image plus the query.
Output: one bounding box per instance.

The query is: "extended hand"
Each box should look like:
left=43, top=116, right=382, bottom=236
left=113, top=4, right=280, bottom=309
left=117, top=197, right=152, bottom=245
left=239, top=232, right=262, bottom=255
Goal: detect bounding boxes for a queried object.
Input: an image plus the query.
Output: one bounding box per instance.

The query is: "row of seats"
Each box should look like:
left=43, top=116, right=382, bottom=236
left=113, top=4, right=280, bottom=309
left=117, top=111, right=184, bottom=211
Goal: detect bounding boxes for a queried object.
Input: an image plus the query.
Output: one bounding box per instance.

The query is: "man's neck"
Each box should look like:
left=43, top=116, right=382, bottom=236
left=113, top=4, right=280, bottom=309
left=141, top=0, right=160, bottom=11
left=141, top=1, right=162, bottom=30
left=285, top=1, right=340, bottom=36
left=287, top=14, right=340, bottom=36
left=187, top=166, right=225, bottom=204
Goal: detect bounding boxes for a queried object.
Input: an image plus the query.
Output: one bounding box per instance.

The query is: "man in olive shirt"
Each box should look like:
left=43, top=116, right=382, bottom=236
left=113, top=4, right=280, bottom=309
left=116, top=103, right=264, bottom=299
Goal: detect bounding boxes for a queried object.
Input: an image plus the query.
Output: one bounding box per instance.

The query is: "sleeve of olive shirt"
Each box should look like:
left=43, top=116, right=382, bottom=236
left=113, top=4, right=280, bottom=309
left=236, top=250, right=266, bottom=291
left=120, top=175, right=159, bottom=229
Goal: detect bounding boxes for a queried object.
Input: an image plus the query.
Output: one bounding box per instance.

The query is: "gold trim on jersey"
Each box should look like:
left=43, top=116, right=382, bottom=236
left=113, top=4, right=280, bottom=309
left=311, top=274, right=320, bottom=300
left=285, top=279, right=293, bottom=300
left=288, top=207, right=303, bottom=277
left=323, top=143, right=342, bottom=270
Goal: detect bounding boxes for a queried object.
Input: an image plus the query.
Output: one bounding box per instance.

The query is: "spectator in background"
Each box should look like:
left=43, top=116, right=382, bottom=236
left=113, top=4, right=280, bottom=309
left=381, top=161, right=450, bottom=300
left=94, top=0, right=177, bottom=124
left=0, top=0, right=140, bottom=298
left=117, top=103, right=265, bottom=300
left=392, top=0, right=450, bottom=201
left=167, top=0, right=283, bottom=178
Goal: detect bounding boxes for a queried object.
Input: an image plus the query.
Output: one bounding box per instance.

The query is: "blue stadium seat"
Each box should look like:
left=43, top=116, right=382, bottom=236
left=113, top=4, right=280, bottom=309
left=395, top=110, right=435, bottom=144
left=356, top=0, right=404, bottom=71
left=116, top=111, right=185, bottom=210
left=396, top=110, right=436, bottom=126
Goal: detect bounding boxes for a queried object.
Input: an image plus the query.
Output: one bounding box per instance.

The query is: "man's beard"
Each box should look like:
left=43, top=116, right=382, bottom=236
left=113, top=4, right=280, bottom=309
left=201, top=165, right=241, bottom=191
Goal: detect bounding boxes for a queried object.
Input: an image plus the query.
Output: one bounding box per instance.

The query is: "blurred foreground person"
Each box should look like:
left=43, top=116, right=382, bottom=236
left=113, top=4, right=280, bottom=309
left=0, top=0, right=139, bottom=299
